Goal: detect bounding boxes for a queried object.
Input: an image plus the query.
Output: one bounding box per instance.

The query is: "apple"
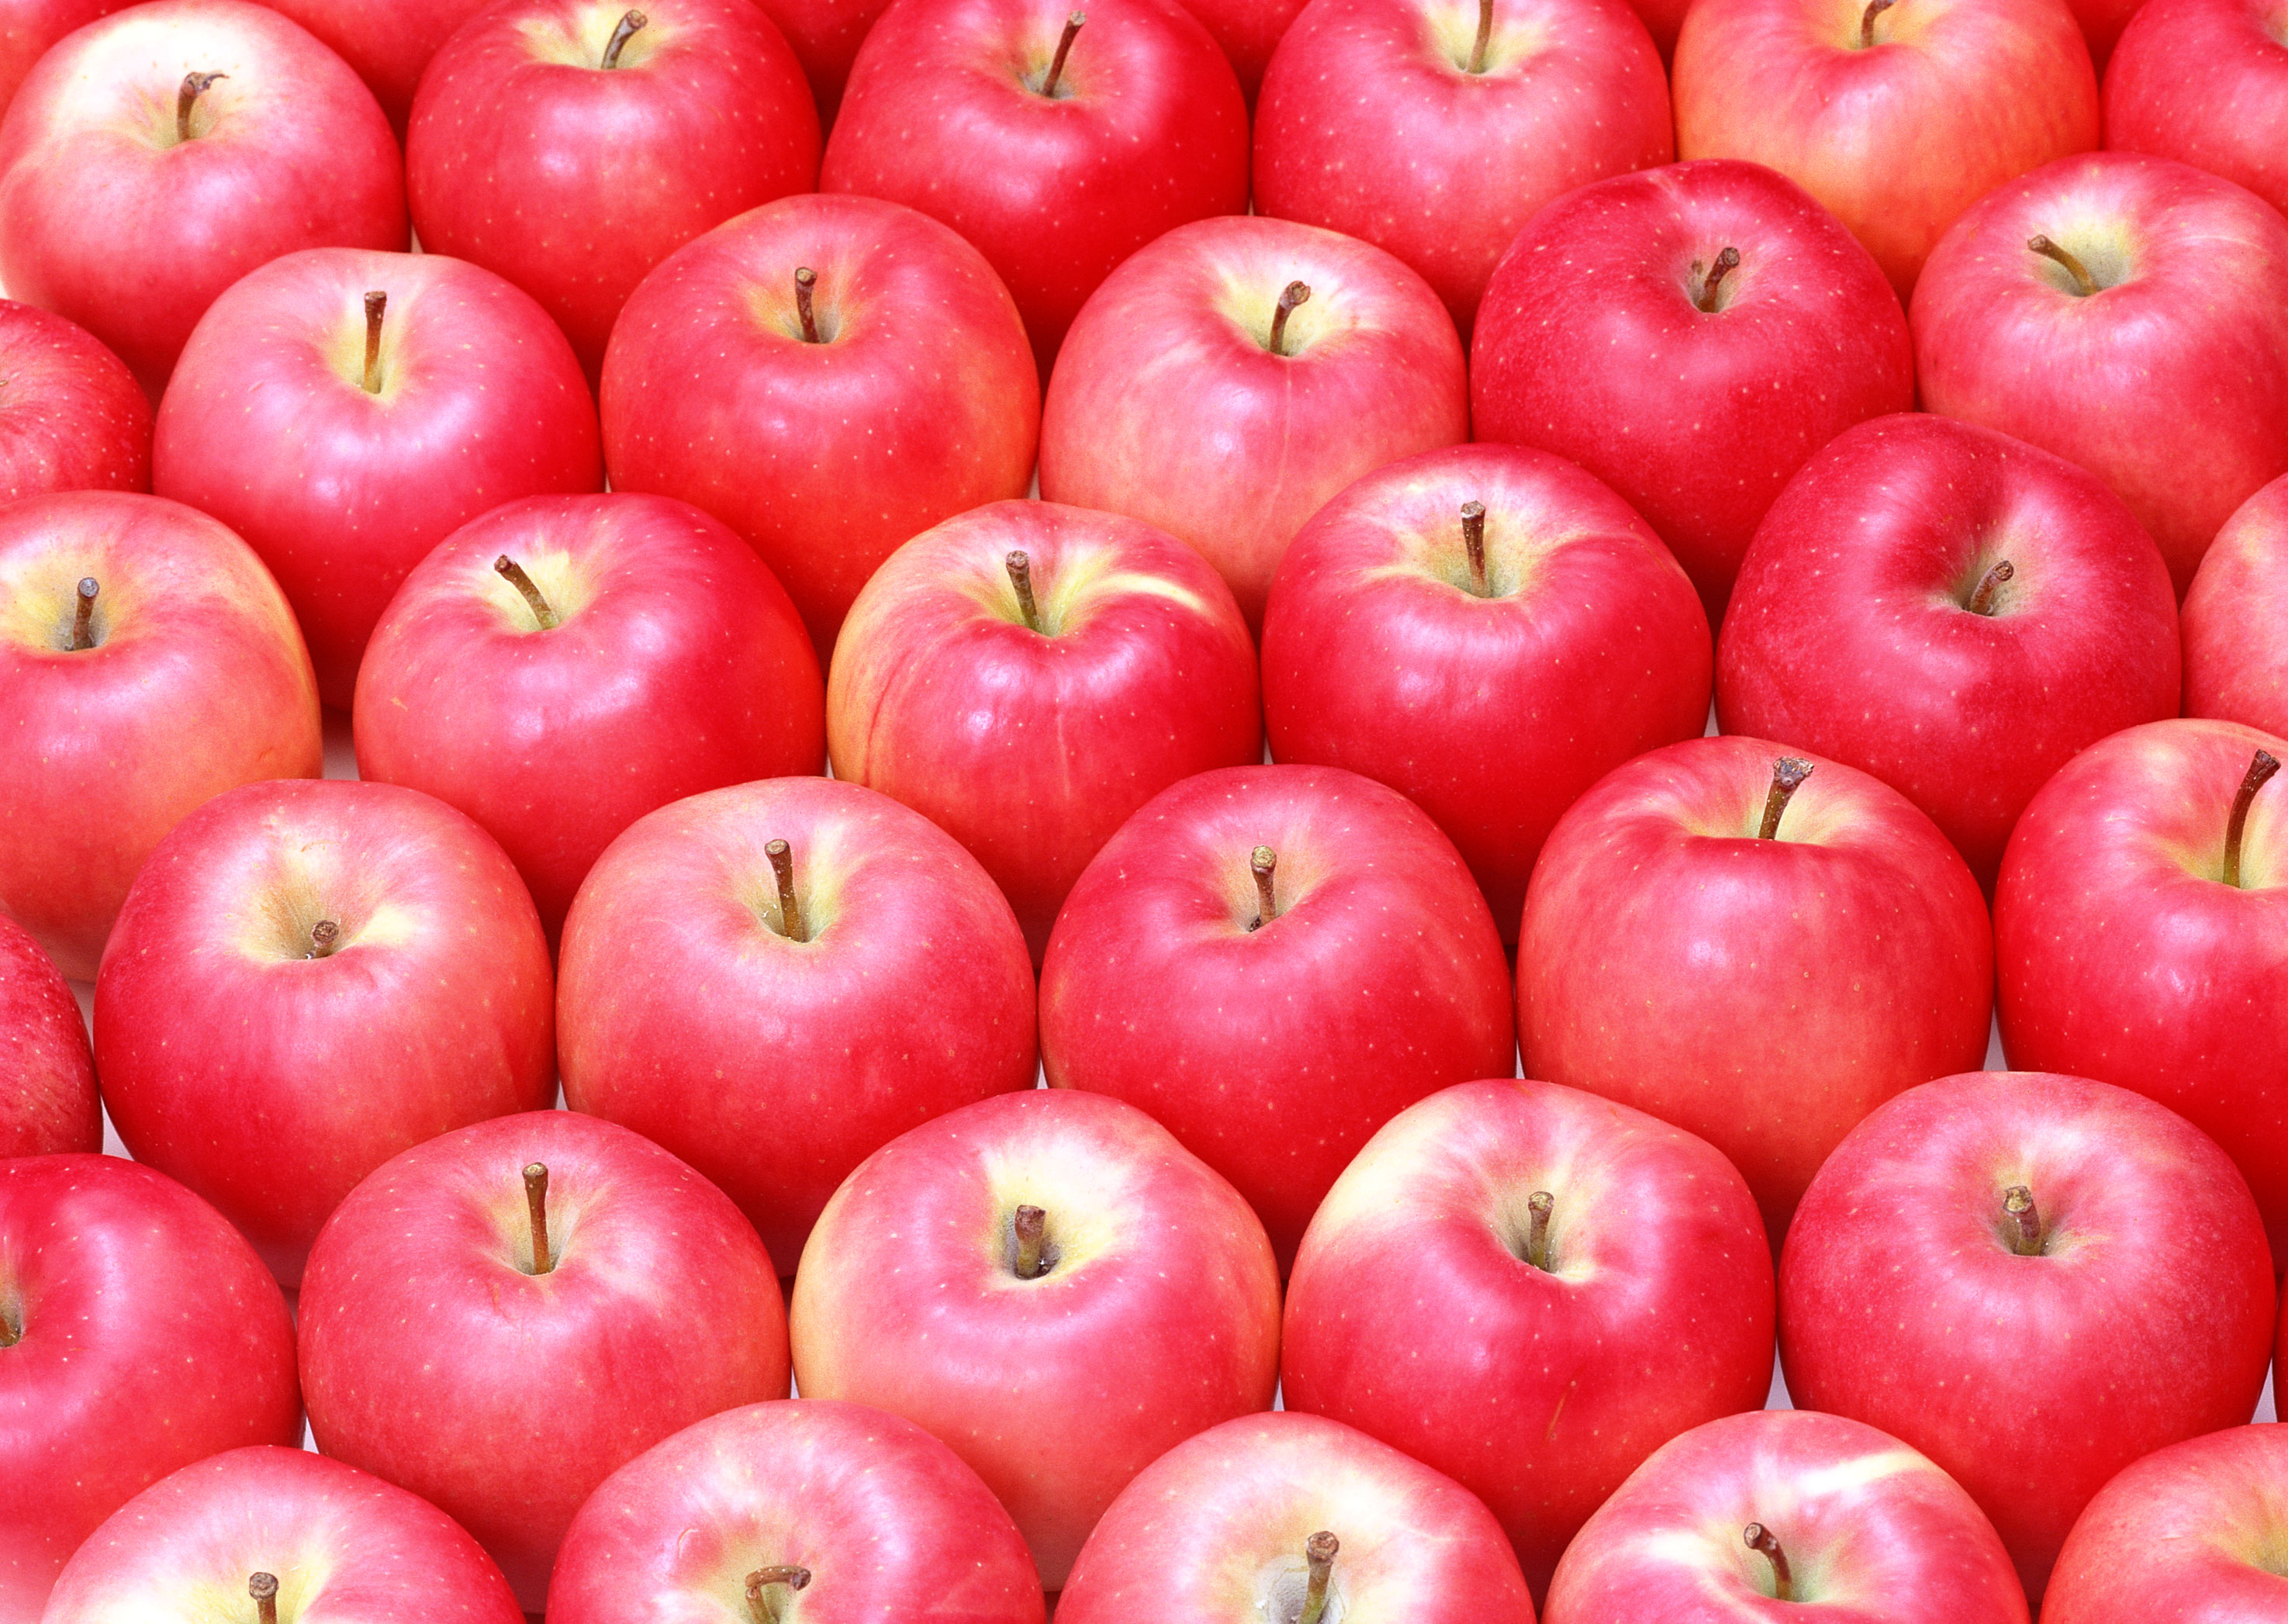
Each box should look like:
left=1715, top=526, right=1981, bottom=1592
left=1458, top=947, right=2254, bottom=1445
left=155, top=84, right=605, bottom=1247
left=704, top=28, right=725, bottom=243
left=0, top=0, right=126, bottom=121
left=1469, top=157, right=1915, bottom=622
left=0, top=299, right=150, bottom=501
left=1623, top=0, right=1689, bottom=54
left=1038, top=763, right=1515, bottom=1266
left=1039, top=215, right=1469, bottom=631
left=0, top=0, right=406, bottom=398
left=789, top=1087, right=1281, bottom=1589
left=821, top=0, right=1249, bottom=371
left=1260, top=442, right=1710, bottom=942
left=2104, top=0, right=2288, bottom=219
left=0, top=912, right=98, bottom=1156
left=1715, top=412, right=2181, bottom=887
left=0, top=1155, right=302, bottom=1622
left=749, top=0, right=893, bottom=122
left=548, top=1400, right=1046, bottom=1624
left=1171, top=0, right=1307, bottom=96
left=1282, top=1079, right=1775, bottom=1598
left=2186, top=472, right=2288, bottom=737
left=0, top=490, right=321, bottom=980
left=93, top=777, right=556, bottom=1287
left=155, top=246, right=603, bottom=709
left=600, top=193, right=1040, bottom=660
left=1056, top=1411, right=1536, bottom=1622
left=1517, top=734, right=1992, bottom=1243
left=558, top=776, right=1038, bottom=1270
left=1253, top=0, right=1674, bottom=337
left=255, top=0, right=487, bottom=129
left=2075, top=0, right=2149, bottom=65
left=1543, top=1409, right=2031, bottom=1624
left=828, top=498, right=1262, bottom=959
left=1672, top=0, right=2098, bottom=299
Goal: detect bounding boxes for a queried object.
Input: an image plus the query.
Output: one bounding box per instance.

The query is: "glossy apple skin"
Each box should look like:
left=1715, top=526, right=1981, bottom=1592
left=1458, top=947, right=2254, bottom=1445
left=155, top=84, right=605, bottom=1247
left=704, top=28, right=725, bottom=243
left=1471, top=159, right=1914, bottom=622
left=1261, top=444, right=1710, bottom=942
left=1780, top=1071, right=2277, bottom=1602
left=1172, top=0, right=1306, bottom=94
left=790, top=1089, right=1281, bottom=1589
left=1543, top=1409, right=2031, bottom=1624
left=829, top=499, right=1262, bottom=958
left=355, top=493, right=824, bottom=938
left=1716, top=413, right=2181, bottom=886
left=1058, top=1411, right=1536, bottom=1623
left=0, top=1156, right=301, bottom=1624
left=2186, top=473, right=2288, bottom=735
left=2044, top=1425, right=2288, bottom=1623
left=821, top=0, right=1249, bottom=371
left=1673, top=0, right=2098, bottom=299
left=750, top=0, right=892, bottom=122
left=0, top=0, right=125, bottom=119
left=1283, top=1080, right=1773, bottom=1598
left=1519, top=734, right=1992, bottom=1243
left=94, top=778, right=556, bottom=1287
left=155, top=247, right=603, bottom=709
left=2105, top=0, right=2288, bottom=218
left=1039, top=764, right=1515, bottom=1266
left=0, top=490, right=321, bottom=981
left=0, top=0, right=406, bottom=398
left=257, top=0, right=486, bottom=127
left=602, top=193, right=1039, bottom=660
left=1039, top=215, right=1469, bottom=630
left=1253, top=0, right=1672, bottom=337
left=0, top=300, right=148, bottom=501
left=548, top=1400, right=1046, bottom=1624
left=1624, top=0, right=1691, bottom=53
left=0, top=913, right=97, bottom=1156
left=301, top=1111, right=792, bottom=1612
left=559, top=777, right=1037, bottom=1270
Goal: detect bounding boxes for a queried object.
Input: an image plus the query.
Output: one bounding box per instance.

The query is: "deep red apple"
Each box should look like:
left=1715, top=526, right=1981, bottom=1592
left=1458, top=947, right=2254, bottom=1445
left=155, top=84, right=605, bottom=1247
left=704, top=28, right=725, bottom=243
left=2044, top=1425, right=2288, bottom=1622
left=1716, top=412, right=2181, bottom=886
left=749, top=0, right=893, bottom=121
left=0, top=0, right=126, bottom=119
left=1171, top=0, right=1307, bottom=95
left=789, top=1088, right=1281, bottom=1588
left=2075, top=0, right=2150, bottom=65
left=1623, top=0, right=1689, bottom=54
left=1039, top=215, right=1469, bottom=630
left=2105, top=0, right=2288, bottom=219
left=828, top=499, right=1261, bottom=958
left=0, top=299, right=150, bottom=501
left=300, top=1110, right=793, bottom=1612
left=2185, top=472, right=2288, bottom=737
left=0, top=1155, right=301, bottom=1622
left=0, top=912, right=98, bottom=1156
left=256, top=0, right=486, bottom=128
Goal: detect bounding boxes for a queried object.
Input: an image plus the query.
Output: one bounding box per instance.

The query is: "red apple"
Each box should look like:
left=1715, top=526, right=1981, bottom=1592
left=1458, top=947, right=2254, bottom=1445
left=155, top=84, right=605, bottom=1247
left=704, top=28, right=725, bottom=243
left=0, top=0, right=406, bottom=397
left=94, top=778, right=556, bottom=1286
left=548, top=1400, right=1045, bottom=1624
left=828, top=499, right=1261, bottom=958
left=0, top=0, right=126, bottom=119
left=1038, top=763, right=1515, bottom=1266
left=1282, top=1079, right=1774, bottom=1597
left=600, top=193, right=1040, bottom=659
left=255, top=0, right=487, bottom=128
left=1623, top=0, right=1689, bottom=54
left=749, top=0, right=892, bottom=122
left=1057, top=1411, right=1536, bottom=1622
left=558, top=776, right=1038, bottom=1270
left=2076, top=0, right=2150, bottom=65
left=1253, top=0, right=1673, bottom=337
left=1673, top=0, right=2098, bottom=299
left=1470, top=157, right=1915, bottom=621
left=0, top=912, right=97, bottom=1156
left=2105, top=0, right=2288, bottom=220
left=0, top=490, right=321, bottom=980
left=821, top=0, right=1249, bottom=370
left=1039, top=215, right=1469, bottom=630
left=1716, top=412, right=2181, bottom=886
left=2186, top=472, right=2288, bottom=737
left=1779, top=1070, right=2276, bottom=1600
left=1543, top=1409, right=2031, bottom=1624
left=0, top=1155, right=301, bottom=1622
left=1172, top=0, right=1307, bottom=95
left=300, top=1110, right=792, bottom=1612
left=155, top=246, right=603, bottom=709
left=1913, top=151, right=2288, bottom=594
left=788, top=1088, right=1281, bottom=1588
left=0, top=299, right=150, bottom=501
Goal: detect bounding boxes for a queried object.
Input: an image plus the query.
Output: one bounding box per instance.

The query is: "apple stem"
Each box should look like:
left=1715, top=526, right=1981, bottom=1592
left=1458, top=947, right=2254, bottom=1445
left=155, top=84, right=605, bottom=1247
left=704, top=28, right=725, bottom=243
left=68, top=577, right=98, bottom=651
left=1467, top=0, right=1493, bottom=71
left=304, top=920, right=341, bottom=959
left=2027, top=235, right=2100, bottom=297
left=745, top=1567, right=812, bottom=1623
left=600, top=9, right=647, bottom=68
left=1757, top=758, right=1815, bottom=841
left=524, top=1163, right=555, bottom=1274
left=1858, top=0, right=1893, bottom=47
left=1248, top=846, right=1278, bottom=930
left=1744, top=1525, right=1792, bottom=1602
left=1523, top=1190, right=1554, bottom=1270
left=176, top=71, right=226, bottom=142
left=2003, top=1184, right=2044, bottom=1256
left=794, top=267, right=821, bottom=344
left=2224, top=748, right=2281, bottom=889
left=1039, top=10, right=1085, bottom=96
left=354, top=290, right=387, bottom=393
left=493, top=555, right=561, bottom=631
left=1694, top=247, right=1741, bottom=313
left=1965, top=558, right=2014, bottom=617
left=1460, top=501, right=1489, bottom=595
left=249, top=1572, right=278, bottom=1624
left=1298, top=1532, right=1339, bottom=1624
left=0, top=1303, right=18, bottom=1347
left=1006, top=549, right=1042, bottom=631
left=763, top=837, right=808, bottom=943
left=1267, top=282, right=1312, bottom=358
left=1013, top=1204, right=1049, bottom=1278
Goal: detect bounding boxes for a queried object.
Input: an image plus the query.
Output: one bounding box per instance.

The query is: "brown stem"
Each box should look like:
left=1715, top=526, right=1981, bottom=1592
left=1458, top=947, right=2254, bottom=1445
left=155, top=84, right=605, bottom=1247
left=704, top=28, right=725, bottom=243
left=1858, top=0, right=1893, bottom=47
left=1248, top=846, right=1278, bottom=931
left=765, top=838, right=807, bottom=943
left=1695, top=247, right=1740, bottom=313
left=1524, top=1190, right=1554, bottom=1271
left=1460, top=501, right=1488, bottom=595
left=1744, top=1526, right=1792, bottom=1602
left=600, top=9, right=647, bottom=68
left=745, top=1567, right=811, bottom=1623
left=1965, top=558, right=2013, bottom=617
left=306, top=920, right=341, bottom=959
left=1040, top=11, right=1084, bottom=96
left=1007, top=549, right=1042, bottom=631
left=524, top=1163, right=555, bottom=1275
left=0, top=1303, right=19, bottom=1347
left=1467, top=0, right=1493, bottom=71
left=2003, top=1185, right=2043, bottom=1256
left=177, top=72, right=225, bottom=142
left=2224, top=749, right=2281, bottom=889
left=2027, top=235, right=2100, bottom=297
left=1013, top=1204, right=1048, bottom=1278
left=249, top=1573, right=278, bottom=1624
left=1267, top=282, right=1312, bottom=358
left=493, top=555, right=560, bottom=631
left=793, top=267, right=821, bottom=344
left=1298, top=1532, right=1339, bottom=1624
left=1757, top=758, right=1815, bottom=841
left=359, top=291, right=385, bottom=393
left=69, top=577, right=97, bottom=651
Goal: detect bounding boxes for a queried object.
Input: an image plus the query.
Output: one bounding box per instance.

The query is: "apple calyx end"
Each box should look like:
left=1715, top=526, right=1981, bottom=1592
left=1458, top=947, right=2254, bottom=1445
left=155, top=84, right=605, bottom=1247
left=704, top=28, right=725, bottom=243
left=1038, top=11, right=1085, bottom=98
left=524, top=1163, right=556, bottom=1275
left=2027, top=235, right=2101, bottom=298
left=249, top=1571, right=279, bottom=1624
left=175, top=71, right=226, bottom=143
left=1248, top=845, right=1279, bottom=931
left=765, top=838, right=809, bottom=943
left=1757, top=758, right=1815, bottom=841
left=1857, top=0, right=1894, bottom=48
left=1006, top=549, right=1042, bottom=631
left=1012, top=1203, right=1051, bottom=1278
left=600, top=9, right=648, bottom=70
left=1266, top=282, right=1312, bottom=358
left=67, top=576, right=99, bottom=651
left=2224, top=749, right=2280, bottom=889
left=1692, top=247, right=1741, bottom=314
left=1744, top=1524, right=1793, bottom=1601
left=493, top=555, right=561, bottom=632
left=1298, top=1532, right=1339, bottom=1624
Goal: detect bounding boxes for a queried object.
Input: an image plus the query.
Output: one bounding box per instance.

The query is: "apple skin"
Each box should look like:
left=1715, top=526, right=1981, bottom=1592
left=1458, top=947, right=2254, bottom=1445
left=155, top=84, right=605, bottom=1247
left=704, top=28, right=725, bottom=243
left=558, top=776, right=1038, bottom=1271
left=0, top=299, right=150, bottom=501
left=0, top=912, right=98, bottom=1156
left=1170, top=0, right=1308, bottom=95
left=1056, top=1411, right=1536, bottom=1623
left=828, top=499, right=1262, bottom=959
left=748, top=0, right=893, bottom=123
left=2104, top=0, right=2288, bottom=219
left=0, top=0, right=126, bottom=120
left=1672, top=0, right=2098, bottom=300
left=0, top=0, right=406, bottom=399
left=1252, top=0, right=1673, bottom=338
left=2076, top=0, right=2151, bottom=65
left=1039, top=215, right=1470, bottom=631
left=1543, top=1409, right=2031, bottom=1624
left=1470, top=158, right=1915, bottom=623
left=255, top=0, right=487, bottom=128
left=1715, top=412, right=2182, bottom=887
left=790, top=1088, right=1281, bottom=1590
left=0, top=490, right=321, bottom=982
left=1623, top=0, right=1691, bottom=54
left=2185, top=472, right=2288, bottom=736
left=93, top=778, right=557, bottom=1287
left=355, top=492, right=824, bottom=939
left=601, top=193, right=1040, bottom=661
left=547, top=1400, right=1046, bottom=1624
left=0, top=1155, right=302, bottom=1624
left=1281, top=1079, right=1774, bottom=1598
left=1260, top=443, right=1711, bottom=942
left=1779, top=1070, right=2277, bottom=1602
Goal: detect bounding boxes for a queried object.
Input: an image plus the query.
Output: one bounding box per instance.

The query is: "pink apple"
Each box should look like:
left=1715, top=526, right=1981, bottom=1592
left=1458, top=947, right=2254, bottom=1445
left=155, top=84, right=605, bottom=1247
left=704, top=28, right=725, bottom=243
left=0, top=912, right=97, bottom=1156
left=1716, top=412, right=2181, bottom=886
left=1172, top=0, right=1307, bottom=95
left=256, top=0, right=487, bottom=128
left=0, top=299, right=149, bottom=501
left=1039, top=215, right=1469, bottom=630
left=2186, top=472, right=2288, bottom=736
left=0, top=0, right=126, bottom=119
left=749, top=0, right=893, bottom=122
left=828, top=499, right=1261, bottom=958
left=2105, top=0, right=2288, bottom=219
left=789, top=1088, right=1281, bottom=1588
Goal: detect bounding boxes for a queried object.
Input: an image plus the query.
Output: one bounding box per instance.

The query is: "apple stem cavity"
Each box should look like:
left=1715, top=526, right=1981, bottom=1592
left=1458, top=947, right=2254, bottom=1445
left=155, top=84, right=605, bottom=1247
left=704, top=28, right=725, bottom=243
left=794, top=267, right=821, bottom=343
left=1460, top=501, right=1490, bottom=594
left=1006, top=549, right=1042, bottom=631
left=745, top=1567, right=812, bottom=1623
left=175, top=71, right=226, bottom=143
left=1267, top=282, right=1312, bottom=358
left=524, top=1162, right=556, bottom=1275
left=1298, top=1532, right=1339, bottom=1624
left=1013, top=1203, right=1049, bottom=1278
left=1694, top=247, right=1741, bottom=313
left=1040, top=10, right=1085, bottom=97
left=1965, top=558, right=2014, bottom=617
left=68, top=576, right=98, bottom=651
left=360, top=290, right=386, bottom=393
left=2027, top=235, right=2100, bottom=297
left=493, top=555, right=561, bottom=631
left=1525, top=1190, right=1554, bottom=1270
left=1467, top=0, right=1494, bottom=71
left=1858, top=0, right=1894, bottom=47
left=1248, top=846, right=1279, bottom=930
left=765, top=837, right=809, bottom=942
left=2224, top=748, right=2281, bottom=888
left=600, top=9, right=647, bottom=69
left=248, top=1572, right=278, bottom=1624
left=1757, top=758, right=1816, bottom=841
left=2003, top=1184, right=2044, bottom=1256
left=305, top=920, right=341, bottom=959
left=1744, top=1525, right=1793, bottom=1602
